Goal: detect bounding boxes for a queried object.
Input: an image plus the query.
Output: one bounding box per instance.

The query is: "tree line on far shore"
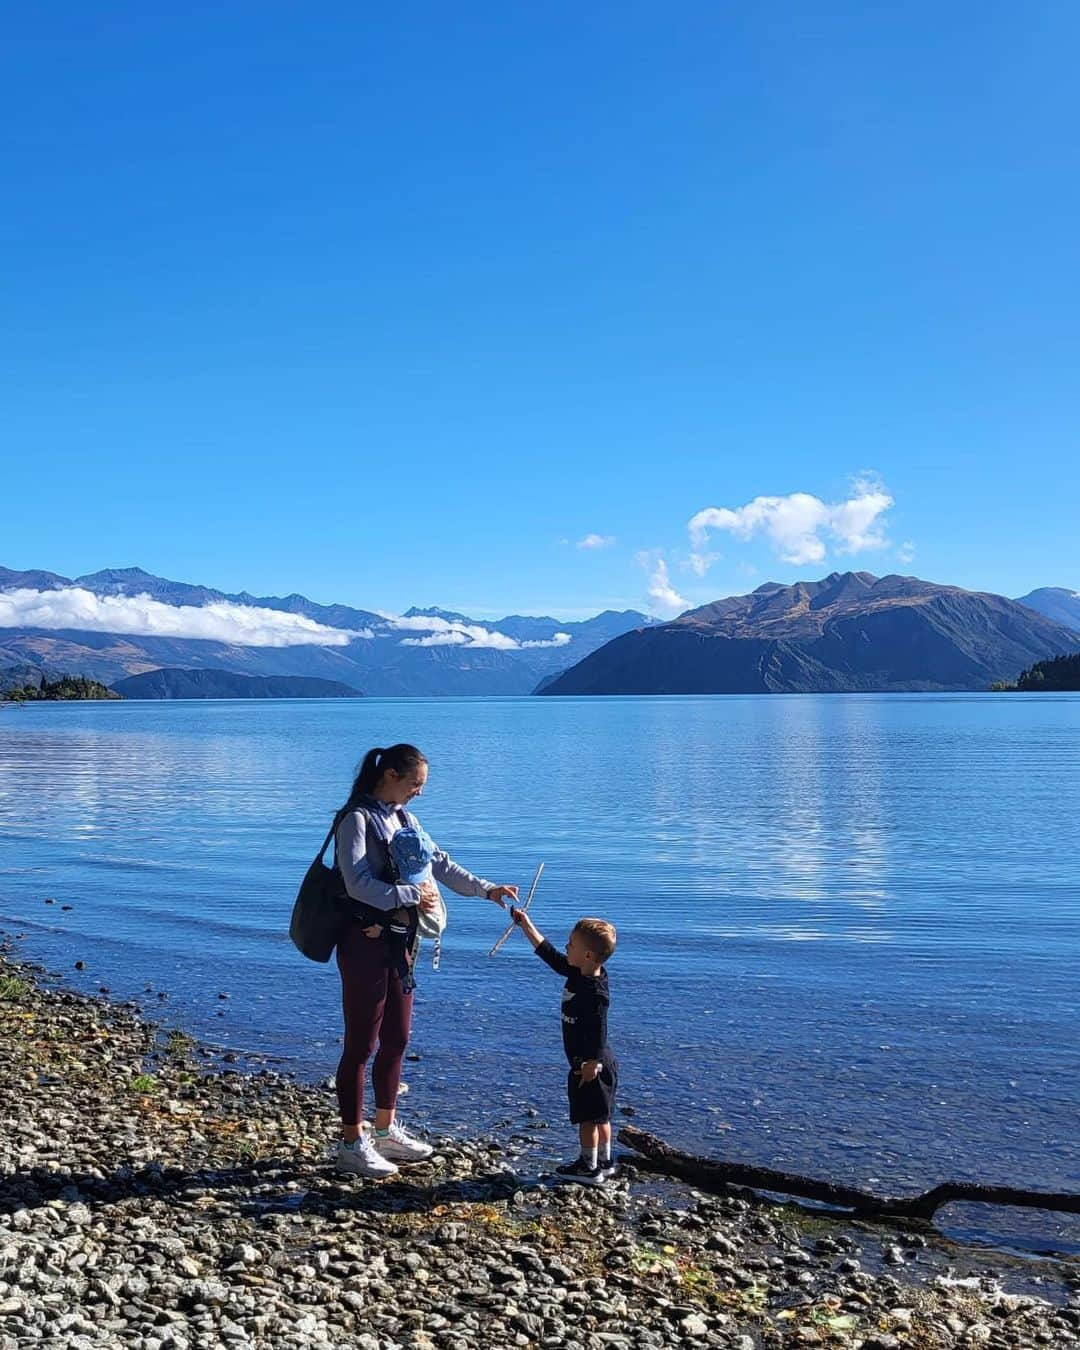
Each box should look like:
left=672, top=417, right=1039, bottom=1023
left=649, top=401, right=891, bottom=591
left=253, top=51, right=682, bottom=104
left=2, top=674, right=120, bottom=702
left=992, top=651, right=1080, bottom=692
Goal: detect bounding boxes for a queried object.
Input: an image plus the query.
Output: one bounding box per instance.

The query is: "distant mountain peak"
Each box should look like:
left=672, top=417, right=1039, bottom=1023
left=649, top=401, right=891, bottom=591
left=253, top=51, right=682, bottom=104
left=541, top=570, right=1080, bottom=696
left=76, top=566, right=160, bottom=585
left=402, top=606, right=478, bottom=625
left=1015, top=586, right=1080, bottom=633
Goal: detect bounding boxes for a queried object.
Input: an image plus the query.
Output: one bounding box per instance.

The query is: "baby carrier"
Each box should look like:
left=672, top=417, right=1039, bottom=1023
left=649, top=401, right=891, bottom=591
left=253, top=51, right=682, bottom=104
left=290, top=797, right=443, bottom=990
left=352, top=799, right=422, bottom=993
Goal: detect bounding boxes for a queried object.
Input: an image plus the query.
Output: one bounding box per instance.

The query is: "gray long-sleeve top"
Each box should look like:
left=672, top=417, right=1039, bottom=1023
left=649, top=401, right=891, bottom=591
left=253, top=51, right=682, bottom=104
left=335, top=799, right=494, bottom=913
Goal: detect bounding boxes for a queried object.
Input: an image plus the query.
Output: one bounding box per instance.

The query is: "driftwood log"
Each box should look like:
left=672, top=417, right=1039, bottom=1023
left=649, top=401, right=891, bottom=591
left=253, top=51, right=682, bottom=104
left=617, top=1126, right=1080, bottom=1222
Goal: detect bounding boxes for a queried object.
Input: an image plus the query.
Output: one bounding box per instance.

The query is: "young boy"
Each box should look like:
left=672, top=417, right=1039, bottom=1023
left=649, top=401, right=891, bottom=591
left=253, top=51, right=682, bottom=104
left=510, top=907, right=619, bottom=1185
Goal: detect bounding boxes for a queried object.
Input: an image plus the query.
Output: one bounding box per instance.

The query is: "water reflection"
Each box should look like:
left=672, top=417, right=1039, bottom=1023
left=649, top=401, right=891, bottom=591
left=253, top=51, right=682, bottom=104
left=1, top=695, right=1078, bottom=1252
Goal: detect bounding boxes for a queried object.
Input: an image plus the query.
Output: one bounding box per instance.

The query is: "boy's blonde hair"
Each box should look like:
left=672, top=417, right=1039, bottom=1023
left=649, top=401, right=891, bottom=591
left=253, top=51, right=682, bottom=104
left=573, top=917, right=617, bottom=962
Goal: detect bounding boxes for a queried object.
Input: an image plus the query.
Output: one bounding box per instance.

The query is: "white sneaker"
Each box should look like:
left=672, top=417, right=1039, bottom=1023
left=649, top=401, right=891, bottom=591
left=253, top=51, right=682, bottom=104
left=336, top=1135, right=399, bottom=1179
left=371, top=1121, right=434, bottom=1163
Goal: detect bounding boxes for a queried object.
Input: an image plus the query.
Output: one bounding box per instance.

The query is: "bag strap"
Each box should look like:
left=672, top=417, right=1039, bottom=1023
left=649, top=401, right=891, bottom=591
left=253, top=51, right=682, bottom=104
left=317, top=806, right=350, bottom=866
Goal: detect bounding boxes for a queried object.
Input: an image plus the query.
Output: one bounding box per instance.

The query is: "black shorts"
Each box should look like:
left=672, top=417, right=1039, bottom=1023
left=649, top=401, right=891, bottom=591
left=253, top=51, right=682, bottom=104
left=567, top=1055, right=618, bottom=1125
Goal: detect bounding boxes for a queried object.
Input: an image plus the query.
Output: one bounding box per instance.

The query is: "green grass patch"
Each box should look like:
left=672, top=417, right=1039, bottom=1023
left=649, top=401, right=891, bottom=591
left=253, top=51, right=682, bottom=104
left=0, top=975, right=29, bottom=1001
left=129, top=1073, right=158, bottom=1094
left=166, top=1029, right=194, bottom=1057
left=628, top=1243, right=680, bottom=1277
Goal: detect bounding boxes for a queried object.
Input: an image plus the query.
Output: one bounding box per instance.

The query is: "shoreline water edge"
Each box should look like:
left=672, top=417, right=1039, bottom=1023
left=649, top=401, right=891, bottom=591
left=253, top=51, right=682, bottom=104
left=2, top=943, right=1078, bottom=1350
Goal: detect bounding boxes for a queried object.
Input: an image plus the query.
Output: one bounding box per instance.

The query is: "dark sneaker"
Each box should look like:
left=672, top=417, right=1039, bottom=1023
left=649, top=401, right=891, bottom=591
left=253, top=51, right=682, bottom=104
left=555, top=1156, right=605, bottom=1186
left=598, top=1158, right=619, bottom=1180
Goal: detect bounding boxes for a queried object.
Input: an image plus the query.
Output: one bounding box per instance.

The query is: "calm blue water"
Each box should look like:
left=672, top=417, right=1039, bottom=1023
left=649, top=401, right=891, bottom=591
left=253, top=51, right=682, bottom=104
left=2, top=695, right=1078, bottom=1251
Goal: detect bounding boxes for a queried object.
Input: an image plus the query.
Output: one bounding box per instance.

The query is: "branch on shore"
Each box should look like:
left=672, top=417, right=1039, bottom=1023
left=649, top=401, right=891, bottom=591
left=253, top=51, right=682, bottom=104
left=617, top=1125, right=1080, bottom=1222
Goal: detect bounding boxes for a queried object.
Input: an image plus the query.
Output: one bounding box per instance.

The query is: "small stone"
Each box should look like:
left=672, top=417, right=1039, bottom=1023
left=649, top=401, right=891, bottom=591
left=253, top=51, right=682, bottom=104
left=680, top=1314, right=708, bottom=1338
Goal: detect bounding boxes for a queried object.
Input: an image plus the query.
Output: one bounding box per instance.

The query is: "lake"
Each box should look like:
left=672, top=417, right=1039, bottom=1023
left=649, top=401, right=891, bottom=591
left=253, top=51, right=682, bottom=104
left=1, top=694, right=1078, bottom=1252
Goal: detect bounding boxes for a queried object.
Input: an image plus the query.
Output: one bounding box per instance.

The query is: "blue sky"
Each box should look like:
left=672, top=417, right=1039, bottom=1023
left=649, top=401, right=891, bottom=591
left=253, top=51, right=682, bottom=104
left=3, top=2, right=1078, bottom=620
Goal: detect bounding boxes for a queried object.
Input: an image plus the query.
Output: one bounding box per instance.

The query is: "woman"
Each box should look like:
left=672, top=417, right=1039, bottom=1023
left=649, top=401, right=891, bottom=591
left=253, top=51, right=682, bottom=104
left=333, top=743, right=518, bottom=1178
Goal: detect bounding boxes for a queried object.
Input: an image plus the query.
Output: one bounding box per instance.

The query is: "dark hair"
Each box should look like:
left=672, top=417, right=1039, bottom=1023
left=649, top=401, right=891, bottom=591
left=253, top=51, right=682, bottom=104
left=348, top=744, right=428, bottom=805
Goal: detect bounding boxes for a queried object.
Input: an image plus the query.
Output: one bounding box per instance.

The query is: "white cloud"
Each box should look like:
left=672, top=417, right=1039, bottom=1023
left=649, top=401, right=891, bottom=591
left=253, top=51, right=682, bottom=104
left=688, top=477, right=894, bottom=570
left=636, top=551, right=688, bottom=616
left=897, top=540, right=916, bottom=564
left=520, top=633, right=571, bottom=648
left=691, top=475, right=896, bottom=569
left=381, top=613, right=463, bottom=632
left=0, top=587, right=368, bottom=647
left=386, top=612, right=570, bottom=650
left=682, top=550, right=719, bottom=577
left=576, top=533, right=615, bottom=550
left=829, top=474, right=894, bottom=552
left=400, top=631, right=471, bottom=647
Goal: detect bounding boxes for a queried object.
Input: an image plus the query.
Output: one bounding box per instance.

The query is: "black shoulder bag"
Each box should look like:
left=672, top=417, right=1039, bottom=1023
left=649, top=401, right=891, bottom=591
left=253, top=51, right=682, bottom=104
left=288, top=809, right=351, bottom=963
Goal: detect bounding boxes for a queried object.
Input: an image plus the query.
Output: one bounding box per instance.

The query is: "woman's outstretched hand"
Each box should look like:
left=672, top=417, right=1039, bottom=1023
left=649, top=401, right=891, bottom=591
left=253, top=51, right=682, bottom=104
left=485, top=884, right=518, bottom=909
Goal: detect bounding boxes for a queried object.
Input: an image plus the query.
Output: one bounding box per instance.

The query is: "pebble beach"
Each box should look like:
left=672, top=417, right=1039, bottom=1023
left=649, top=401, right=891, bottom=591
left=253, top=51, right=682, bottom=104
left=2, top=945, right=1078, bottom=1350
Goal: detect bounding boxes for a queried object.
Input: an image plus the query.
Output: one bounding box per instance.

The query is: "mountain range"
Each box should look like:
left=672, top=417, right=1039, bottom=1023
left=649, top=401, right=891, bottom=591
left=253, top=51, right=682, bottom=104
left=540, top=571, right=1079, bottom=695
left=1, top=564, right=1076, bottom=698
left=0, top=565, right=653, bottom=697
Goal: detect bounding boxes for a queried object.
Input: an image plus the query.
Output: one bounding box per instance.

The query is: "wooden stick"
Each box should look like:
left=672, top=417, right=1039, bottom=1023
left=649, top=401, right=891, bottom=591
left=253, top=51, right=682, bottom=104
left=618, top=1125, right=1080, bottom=1221
left=488, top=861, right=544, bottom=957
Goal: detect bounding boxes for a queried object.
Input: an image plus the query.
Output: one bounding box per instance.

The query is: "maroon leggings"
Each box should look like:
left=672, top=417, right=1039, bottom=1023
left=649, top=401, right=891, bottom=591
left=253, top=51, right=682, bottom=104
left=335, top=923, right=414, bottom=1125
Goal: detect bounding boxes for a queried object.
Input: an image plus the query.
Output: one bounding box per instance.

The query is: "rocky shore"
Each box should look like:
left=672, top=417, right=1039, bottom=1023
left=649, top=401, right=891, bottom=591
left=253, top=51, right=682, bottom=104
left=2, top=950, right=1077, bottom=1349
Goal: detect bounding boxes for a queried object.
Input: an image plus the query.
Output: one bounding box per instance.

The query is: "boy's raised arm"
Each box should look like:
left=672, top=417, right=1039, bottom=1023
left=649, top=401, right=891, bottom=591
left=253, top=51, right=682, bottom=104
left=510, top=907, right=544, bottom=948
left=511, top=907, right=573, bottom=976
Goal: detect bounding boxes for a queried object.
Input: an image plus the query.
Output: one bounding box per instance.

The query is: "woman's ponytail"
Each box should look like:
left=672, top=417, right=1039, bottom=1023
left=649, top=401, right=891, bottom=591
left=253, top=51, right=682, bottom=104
left=347, top=743, right=427, bottom=805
